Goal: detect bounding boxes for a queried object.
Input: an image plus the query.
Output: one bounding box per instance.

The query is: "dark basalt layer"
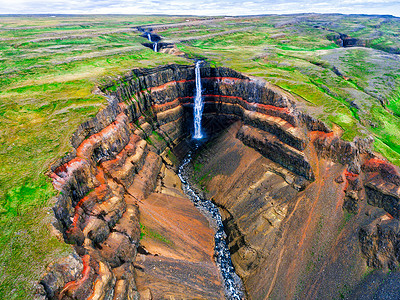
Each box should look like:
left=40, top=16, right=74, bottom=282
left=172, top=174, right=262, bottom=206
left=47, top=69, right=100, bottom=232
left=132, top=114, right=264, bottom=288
left=237, top=125, right=313, bottom=181
left=38, top=64, right=400, bottom=299
left=359, top=213, right=400, bottom=270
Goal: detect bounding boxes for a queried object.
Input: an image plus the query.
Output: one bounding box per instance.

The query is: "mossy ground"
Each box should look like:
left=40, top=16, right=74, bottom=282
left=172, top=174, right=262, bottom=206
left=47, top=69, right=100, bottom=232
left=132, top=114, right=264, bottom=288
left=1, top=13, right=400, bottom=298
left=0, top=15, right=190, bottom=299
left=173, top=15, right=400, bottom=164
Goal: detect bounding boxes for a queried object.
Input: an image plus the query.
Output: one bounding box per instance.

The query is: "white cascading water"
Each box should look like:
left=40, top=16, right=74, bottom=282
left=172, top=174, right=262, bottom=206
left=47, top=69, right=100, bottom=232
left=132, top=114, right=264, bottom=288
left=146, top=32, right=158, bottom=52
left=147, top=32, right=152, bottom=42
left=178, top=61, right=245, bottom=299
left=193, top=61, right=204, bottom=139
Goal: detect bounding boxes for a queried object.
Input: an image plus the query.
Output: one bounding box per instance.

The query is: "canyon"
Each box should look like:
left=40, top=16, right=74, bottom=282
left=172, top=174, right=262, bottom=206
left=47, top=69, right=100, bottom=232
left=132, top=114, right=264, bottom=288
left=37, top=64, right=400, bottom=299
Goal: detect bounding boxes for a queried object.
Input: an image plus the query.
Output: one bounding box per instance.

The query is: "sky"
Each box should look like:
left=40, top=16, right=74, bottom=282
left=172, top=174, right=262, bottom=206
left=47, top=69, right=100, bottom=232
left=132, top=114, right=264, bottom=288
left=0, top=0, right=399, bottom=17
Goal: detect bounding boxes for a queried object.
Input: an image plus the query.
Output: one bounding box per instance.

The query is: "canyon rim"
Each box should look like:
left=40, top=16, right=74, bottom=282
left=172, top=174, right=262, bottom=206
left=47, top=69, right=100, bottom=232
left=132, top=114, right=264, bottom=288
left=1, top=13, right=400, bottom=300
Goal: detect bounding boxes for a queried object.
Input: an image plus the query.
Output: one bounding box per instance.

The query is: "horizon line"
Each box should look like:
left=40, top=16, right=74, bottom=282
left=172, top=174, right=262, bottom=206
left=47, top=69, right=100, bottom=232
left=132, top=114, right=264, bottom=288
left=0, top=12, right=398, bottom=18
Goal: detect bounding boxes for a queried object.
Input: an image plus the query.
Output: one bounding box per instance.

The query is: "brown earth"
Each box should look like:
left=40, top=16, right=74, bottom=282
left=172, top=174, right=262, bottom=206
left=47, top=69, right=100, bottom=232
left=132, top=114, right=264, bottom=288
left=135, top=171, right=224, bottom=299
left=191, top=121, right=400, bottom=299
left=38, top=64, right=400, bottom=300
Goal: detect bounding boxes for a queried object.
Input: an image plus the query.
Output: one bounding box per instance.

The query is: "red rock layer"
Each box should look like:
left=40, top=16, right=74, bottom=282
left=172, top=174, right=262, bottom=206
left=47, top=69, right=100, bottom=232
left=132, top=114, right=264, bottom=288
left=40, top=64, right=400, bottom=299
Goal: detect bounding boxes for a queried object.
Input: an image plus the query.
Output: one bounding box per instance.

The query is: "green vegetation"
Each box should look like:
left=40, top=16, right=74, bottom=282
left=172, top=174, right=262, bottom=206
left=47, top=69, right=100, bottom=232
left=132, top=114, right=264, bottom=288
left=176, top=15, right=400, bottom=163
left=140, top=223, right=172, bottom=245
left=338, top=211, right=355, bottom=234
left=362, top=266, right=374, bottom=279
left=0, top=15, right=189, bottom=299
left=2, top=13, right=400, bottom=299
left=166, top=149, right=179, bottom=166
left=337, top=283, right=351, bottom=299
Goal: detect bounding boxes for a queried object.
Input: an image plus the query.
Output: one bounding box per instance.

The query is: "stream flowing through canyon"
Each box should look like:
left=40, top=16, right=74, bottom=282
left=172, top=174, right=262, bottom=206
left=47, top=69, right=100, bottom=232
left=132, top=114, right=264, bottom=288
left=178, top=147, right=245, bottom=300
left=176, top=62, right=245, bottom=299
left=38, top=61, right=400, bottom=299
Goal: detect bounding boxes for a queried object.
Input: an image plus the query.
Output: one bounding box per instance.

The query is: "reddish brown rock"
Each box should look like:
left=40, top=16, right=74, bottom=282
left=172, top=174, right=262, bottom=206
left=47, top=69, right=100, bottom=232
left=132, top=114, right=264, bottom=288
left=237, top=124, right=314, bottom=180
left=58, top=255, right=98, bottom=300
left=41, top=64, right=400, bottom=300
left=99, top=232, right=137, bottom=268
left=359, top=211, right=400, bottom=270
left=113, top=203, right=141, bottom=244
left=83, top=217, right=110, bottom=244
left=136, top=192, right=225, bottom=299
left=40, top=254, right=83, bottom=299
left=112, top=263, right=139, bottom=300
left=127, top=151, right=162, bottom=201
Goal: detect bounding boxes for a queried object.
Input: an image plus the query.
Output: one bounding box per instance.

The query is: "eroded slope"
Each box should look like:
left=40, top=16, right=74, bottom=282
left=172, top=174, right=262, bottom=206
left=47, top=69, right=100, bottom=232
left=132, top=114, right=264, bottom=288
left=38, top=64, right=400, bottom=300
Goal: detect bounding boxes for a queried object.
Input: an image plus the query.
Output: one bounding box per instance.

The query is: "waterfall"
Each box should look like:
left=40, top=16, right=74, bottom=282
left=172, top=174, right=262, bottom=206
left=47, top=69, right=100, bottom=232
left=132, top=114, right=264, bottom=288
left=147, top=32, right=152, bottom=42
left=147, top=32, right=158, bottom=52
left=193, top=61, right=204, bottom=139
left=144, top=31, right=159, bottom=52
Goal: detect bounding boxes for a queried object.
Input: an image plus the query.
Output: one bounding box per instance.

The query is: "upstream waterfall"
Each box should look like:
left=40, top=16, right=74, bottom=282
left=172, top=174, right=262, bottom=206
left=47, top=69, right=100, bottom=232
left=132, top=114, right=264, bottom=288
left=146, top=32, right=152, bottom=42
left=146, top=32, right=157, bottom=52
left=193, top=61, right=204, bottom=139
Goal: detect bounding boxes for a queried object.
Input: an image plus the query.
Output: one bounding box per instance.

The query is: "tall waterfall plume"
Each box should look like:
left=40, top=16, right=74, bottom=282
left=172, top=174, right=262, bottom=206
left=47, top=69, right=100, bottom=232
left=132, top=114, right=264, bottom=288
left=193, top=61, right=204, bottom=139
left=153, top=42, right=158, bottom=52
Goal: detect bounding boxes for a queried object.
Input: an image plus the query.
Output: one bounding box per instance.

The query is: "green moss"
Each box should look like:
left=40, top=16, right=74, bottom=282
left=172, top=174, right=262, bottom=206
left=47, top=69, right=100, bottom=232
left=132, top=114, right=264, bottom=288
left=373, top=138, right=400, bottom=166
left=0, top=15, right=190, bottom=299
left=152, top=130, right=165, bottom=141
left=362, top=266, right=374, bottom=279
left=2, top=14, right=400, bottom=299
left=193, top=162, right=203, bottom=172
left=337, top=211, right=354, bottom=234
left=140, top=223, right=172, bottom=245
left=0, top=178, right=72, bottom=299
left=166, top=149, right=179, bottom=166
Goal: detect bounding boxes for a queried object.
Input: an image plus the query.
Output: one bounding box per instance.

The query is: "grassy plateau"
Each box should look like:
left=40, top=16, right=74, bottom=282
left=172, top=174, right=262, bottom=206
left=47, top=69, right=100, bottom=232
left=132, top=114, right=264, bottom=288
left=0, top=13, right=400, bottom=299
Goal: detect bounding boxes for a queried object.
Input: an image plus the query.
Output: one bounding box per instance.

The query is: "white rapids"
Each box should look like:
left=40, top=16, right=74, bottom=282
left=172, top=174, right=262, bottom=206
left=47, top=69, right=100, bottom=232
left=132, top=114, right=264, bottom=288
left=178, top=148, right=246, bottom=299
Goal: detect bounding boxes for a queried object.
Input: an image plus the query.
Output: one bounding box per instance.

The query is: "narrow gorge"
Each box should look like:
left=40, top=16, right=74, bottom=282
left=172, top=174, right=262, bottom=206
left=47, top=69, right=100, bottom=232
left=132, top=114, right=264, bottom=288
left=38, top=64, right=400, bottom=299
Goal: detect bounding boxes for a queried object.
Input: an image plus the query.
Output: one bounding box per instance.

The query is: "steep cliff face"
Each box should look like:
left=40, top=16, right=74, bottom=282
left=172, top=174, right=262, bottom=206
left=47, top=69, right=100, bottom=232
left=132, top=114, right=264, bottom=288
left=189, top=123, right=400, bottom=299
left=38, top=64, right=400, bottom=299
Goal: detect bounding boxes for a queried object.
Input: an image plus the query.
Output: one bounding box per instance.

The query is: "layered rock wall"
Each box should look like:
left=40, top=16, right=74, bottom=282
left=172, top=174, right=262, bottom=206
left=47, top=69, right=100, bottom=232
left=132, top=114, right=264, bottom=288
left=39, top=64, right=400, bottom=299
left=40, top=64, right=323, bottom=299
left=117, top=64, right=319, bottom=180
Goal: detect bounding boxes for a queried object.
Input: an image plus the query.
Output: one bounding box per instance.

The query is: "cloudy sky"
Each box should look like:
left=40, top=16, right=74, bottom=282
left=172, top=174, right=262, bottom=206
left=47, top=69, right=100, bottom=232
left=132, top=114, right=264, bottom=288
left=1, top=0, right=399, bottom=17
